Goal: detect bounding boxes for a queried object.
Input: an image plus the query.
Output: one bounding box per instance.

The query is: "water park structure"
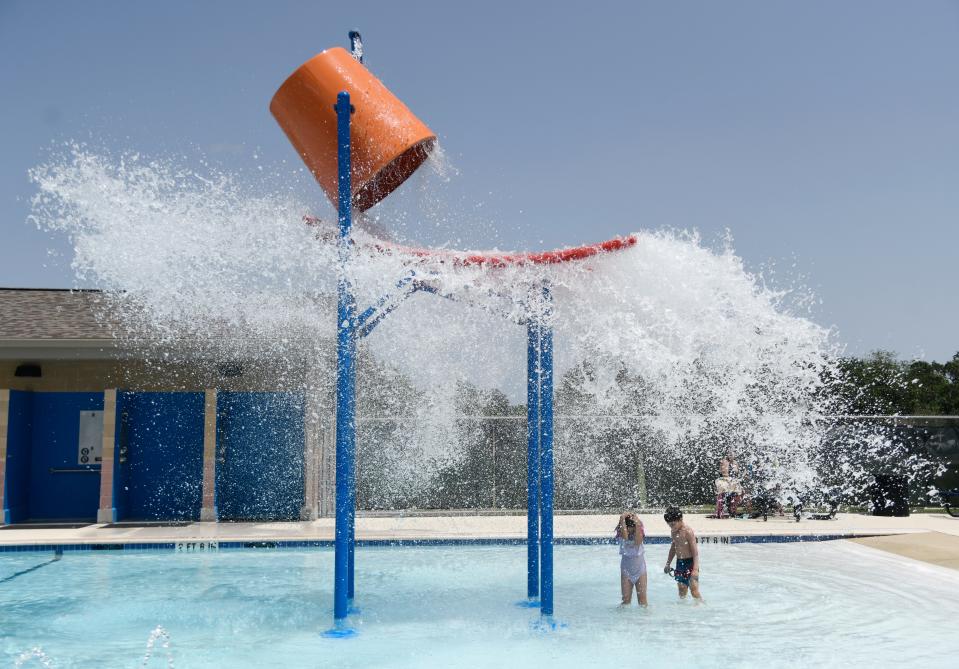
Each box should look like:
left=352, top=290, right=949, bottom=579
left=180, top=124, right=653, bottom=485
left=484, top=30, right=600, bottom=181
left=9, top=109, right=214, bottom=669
left=270, top=32, right=640, bottom=633
left=5, top=8, right=959, bottom=666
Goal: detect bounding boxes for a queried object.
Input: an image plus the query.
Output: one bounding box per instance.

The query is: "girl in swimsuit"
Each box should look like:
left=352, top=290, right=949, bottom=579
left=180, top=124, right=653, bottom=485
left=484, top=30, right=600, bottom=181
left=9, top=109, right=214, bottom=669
left=616, top=512, right=648, bottom=607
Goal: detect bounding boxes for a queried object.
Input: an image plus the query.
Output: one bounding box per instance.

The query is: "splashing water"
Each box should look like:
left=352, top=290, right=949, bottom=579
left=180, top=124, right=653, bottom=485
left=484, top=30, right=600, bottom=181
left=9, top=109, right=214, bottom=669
left=141, top=625, right=174, bottom=668
left=11, top=626, right=175, bottom=668
left=28, top=145, right=940, bottom=507
left=14, top=647, right=54, bottom=668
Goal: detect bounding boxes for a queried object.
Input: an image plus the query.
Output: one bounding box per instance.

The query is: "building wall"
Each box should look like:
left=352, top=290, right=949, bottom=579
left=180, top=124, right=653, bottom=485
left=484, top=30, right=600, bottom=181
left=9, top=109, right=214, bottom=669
left=1, top=356, right=337, bottom=520
left=0, top=358, right=331, bottom=394
left=0, top=360, right=126, bottom=392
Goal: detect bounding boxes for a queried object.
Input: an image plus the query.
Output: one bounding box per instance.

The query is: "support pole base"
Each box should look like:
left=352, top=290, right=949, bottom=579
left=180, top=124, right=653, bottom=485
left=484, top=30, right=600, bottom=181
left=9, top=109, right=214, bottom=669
left=321, top=623, right=358, bottom=639
left=531, top=616, right=567, bottom=633
left=514, top=598, right=541, bottom=609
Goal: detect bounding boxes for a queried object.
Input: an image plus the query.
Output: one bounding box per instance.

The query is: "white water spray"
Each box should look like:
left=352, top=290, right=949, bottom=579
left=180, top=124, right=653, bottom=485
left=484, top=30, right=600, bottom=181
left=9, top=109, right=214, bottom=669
left=140, top=625, right=174, bottom=668
left=14, top=647, right=54, bottom=668
left=29, top=145, right=938, bottom=507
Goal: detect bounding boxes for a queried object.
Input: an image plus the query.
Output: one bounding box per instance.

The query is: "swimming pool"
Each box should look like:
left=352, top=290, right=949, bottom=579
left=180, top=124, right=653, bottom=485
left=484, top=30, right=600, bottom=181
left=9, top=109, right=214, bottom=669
left=2, top=541, right=957, bottom=667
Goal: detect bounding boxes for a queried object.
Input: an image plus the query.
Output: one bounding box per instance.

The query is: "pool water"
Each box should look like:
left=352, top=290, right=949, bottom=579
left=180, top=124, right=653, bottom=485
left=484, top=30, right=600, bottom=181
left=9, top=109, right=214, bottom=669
left=2, top=541, right=957, bottom=668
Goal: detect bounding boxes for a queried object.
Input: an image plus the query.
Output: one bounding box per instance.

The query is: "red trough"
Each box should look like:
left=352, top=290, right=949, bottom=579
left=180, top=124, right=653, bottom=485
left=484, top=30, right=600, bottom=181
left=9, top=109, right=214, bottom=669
left=305, top=216, right=637, bottom=268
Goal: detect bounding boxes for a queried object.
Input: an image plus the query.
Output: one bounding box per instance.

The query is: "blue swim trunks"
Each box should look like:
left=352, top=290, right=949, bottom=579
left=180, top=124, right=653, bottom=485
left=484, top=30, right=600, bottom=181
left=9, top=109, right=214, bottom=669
left=674, top=558, right=694, bottom=586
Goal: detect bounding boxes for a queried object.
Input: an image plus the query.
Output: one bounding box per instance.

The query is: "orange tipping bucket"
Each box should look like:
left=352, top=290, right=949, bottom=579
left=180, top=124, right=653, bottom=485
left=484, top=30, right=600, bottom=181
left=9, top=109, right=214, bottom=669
left=270, top=47, right=436, bottom=211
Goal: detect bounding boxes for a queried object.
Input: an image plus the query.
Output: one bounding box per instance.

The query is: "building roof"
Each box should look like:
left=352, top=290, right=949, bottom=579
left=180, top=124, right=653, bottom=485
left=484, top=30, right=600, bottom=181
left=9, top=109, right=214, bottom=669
left=0, top=288, right=114, bottom=341
left=0, top=288, right=323, bottom=362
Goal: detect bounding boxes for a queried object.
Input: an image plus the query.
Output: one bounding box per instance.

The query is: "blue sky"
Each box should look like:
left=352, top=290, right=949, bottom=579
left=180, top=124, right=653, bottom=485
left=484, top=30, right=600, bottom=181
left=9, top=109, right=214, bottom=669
left=1, top=1, right=957, bottom=360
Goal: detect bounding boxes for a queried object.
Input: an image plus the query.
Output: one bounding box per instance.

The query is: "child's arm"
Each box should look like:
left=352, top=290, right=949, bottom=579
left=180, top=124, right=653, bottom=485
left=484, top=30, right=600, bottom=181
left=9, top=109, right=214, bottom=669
left=635, top=518, right=645, bottom=544
left=615, top=513, right=626, bottom=539
left=664, top=542, right=675, bottom=573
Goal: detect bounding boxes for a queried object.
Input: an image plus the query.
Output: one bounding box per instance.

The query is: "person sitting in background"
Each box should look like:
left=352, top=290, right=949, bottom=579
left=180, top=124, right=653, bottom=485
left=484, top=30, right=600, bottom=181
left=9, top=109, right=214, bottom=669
left=713, top=449, right=743, bottom=518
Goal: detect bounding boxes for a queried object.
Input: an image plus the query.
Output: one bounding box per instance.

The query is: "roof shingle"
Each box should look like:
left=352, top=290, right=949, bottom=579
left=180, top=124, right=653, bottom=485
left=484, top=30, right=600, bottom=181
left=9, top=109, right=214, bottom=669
left=0, top=289, right=115, bottom=340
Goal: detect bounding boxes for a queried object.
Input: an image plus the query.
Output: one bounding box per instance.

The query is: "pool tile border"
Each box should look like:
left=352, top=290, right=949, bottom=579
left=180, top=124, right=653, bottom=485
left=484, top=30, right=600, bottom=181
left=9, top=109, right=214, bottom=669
left=0, top=533, right=879, bottom=554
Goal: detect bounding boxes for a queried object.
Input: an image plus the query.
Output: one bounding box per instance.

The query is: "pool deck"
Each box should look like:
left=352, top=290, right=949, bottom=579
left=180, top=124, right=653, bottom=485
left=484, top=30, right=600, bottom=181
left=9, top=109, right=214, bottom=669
left=2, top=512, right=957, bottom=554
left=849, top=531, right=959, bottom=571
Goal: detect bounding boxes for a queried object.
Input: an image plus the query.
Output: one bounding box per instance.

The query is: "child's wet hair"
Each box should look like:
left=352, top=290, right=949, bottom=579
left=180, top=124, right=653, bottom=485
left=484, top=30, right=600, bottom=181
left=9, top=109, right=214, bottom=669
left=663, top=506, right=683, bottom=522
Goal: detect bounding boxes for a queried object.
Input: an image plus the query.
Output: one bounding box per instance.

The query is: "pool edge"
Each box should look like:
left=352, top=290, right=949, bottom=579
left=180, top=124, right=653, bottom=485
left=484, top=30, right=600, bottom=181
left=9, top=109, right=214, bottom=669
left=0, top=533, right=891, bottom=553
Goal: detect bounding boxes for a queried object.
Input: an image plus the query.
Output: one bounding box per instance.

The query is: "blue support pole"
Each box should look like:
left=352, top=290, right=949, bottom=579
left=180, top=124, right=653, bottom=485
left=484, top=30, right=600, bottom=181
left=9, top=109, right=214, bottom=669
left=525, top=317, right=541, bottom=602
left=348, top=528, right=355, bottom=602
left=539, top=285, right=554, bottom=618
left=331, top=90, right=357, bottom=632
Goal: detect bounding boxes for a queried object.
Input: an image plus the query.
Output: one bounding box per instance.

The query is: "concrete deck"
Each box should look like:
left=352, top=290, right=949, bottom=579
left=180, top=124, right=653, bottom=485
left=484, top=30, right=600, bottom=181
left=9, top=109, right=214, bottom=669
left=850, top=531, right=959, bottom=571
left=1, top=512, right=956, bottom=547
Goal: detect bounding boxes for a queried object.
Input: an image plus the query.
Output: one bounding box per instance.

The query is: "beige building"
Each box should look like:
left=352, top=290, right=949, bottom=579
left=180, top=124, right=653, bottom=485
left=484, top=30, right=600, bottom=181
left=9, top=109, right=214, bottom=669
left=1, top=288, right=334, bottom=525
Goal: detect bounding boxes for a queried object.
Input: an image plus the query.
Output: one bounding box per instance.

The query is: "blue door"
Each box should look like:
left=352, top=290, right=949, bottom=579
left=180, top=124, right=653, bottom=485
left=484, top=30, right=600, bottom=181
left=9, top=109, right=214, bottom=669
left=29, top=392, right=103, bottom=521
left=115, top=392, right=204, bottom=521
left=1, top=392, right=103, bottom=523
left=3, top=390, right=35, bottom=523
left=216, top=392, right=305, bottom=521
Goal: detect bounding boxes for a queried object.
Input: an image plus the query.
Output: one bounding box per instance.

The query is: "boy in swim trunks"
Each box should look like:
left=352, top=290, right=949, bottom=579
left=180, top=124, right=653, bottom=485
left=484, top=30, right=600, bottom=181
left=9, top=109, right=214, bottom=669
left=663, top=507, right=703, bottom=603
left=615, top=511, right=648, bottom=607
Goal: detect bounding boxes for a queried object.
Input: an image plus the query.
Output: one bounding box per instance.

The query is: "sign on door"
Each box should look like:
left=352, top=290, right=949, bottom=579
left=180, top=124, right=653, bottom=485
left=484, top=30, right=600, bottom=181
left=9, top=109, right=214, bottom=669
left=78, top=410, right=103, bottom=465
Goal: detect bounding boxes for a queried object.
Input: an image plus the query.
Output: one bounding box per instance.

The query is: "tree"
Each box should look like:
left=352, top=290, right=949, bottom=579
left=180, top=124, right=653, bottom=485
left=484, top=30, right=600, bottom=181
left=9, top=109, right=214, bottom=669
left=833, top=350, right=959, bottom=416
left=835, top=350, right=911, bottom=415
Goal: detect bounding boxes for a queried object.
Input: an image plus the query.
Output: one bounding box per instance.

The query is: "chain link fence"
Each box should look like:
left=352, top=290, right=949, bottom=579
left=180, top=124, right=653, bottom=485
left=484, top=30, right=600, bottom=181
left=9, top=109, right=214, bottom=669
left=347, top=415, right=959, bottom=512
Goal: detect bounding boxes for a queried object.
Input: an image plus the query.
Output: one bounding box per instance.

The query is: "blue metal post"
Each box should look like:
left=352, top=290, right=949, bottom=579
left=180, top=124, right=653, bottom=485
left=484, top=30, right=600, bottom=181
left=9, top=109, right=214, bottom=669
left=333, top=90, right=357, bottom=626
left=526, top=317, right=541, bottom=601
left=348, top=525, right=355, bottom=601
left=539, top=285, right=554, bottom=618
